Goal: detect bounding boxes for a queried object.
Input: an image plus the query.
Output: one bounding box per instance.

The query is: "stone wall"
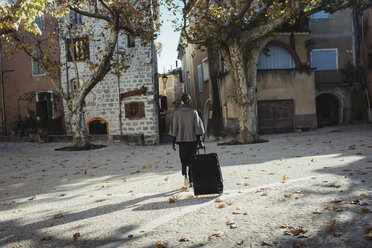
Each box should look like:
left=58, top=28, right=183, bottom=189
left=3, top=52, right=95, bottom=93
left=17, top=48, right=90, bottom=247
left=60, top=16, right=159, bottom=145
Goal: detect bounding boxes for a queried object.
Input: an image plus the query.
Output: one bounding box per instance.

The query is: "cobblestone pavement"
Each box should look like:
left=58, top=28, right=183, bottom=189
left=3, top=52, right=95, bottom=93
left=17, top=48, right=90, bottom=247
left=0, top=124, right=371, bottom=248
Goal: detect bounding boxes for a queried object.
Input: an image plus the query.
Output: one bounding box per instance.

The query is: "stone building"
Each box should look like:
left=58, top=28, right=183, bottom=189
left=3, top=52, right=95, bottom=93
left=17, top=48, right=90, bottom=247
left=309, top=8, right=369, bottom=126
left=60, top=12, right=159, bottom=145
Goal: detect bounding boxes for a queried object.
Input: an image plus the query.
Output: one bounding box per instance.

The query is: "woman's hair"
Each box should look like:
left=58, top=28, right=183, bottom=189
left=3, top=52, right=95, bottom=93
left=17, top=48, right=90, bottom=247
left=181, top=93, right=191, bottom=104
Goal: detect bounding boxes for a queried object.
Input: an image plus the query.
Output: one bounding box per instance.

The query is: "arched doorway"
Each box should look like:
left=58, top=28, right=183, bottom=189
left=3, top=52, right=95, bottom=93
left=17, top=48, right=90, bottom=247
left=87, top=118, right=109, bottom=135
left=316, top=93, right=340, bottom=127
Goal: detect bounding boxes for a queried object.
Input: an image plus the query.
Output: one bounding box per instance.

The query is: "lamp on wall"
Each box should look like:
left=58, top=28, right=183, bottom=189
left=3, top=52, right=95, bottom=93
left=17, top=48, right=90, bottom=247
left=162, top=74, right=168, bottom=89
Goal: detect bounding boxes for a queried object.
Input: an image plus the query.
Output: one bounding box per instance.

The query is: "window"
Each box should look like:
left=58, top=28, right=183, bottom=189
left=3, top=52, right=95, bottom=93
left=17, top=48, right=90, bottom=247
left=66, top=37, right=90, bottom=62
left=36, top=92, right=54, bottom=121
left=127, top=35, right=135, bottom=47
left=125, top=102, right=145, bottom=119
left=32, top=52, right=45, bottom=76
left=197, top=64, right=203, bottom=92
left=33, top=15, right=44, bottom=33
left=257, top=45, right=295, bottom=70
left=311, top=49, right=338, bottom=71
left=70, top=10, right=82, bottom=25
left=202, top=58, right=209, bottom=81
left=310, top=10, right=330, bottom=20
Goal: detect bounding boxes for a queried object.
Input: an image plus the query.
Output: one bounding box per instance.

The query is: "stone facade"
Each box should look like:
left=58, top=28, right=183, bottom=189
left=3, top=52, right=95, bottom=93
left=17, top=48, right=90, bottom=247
left=60, top=16, right=159, bottom=145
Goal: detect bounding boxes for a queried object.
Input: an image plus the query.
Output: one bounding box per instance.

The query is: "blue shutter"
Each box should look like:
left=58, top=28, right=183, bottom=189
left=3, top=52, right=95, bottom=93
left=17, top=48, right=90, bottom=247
left=258, top=45, right=295, bottom=70
left=197, top=65, right=203, bottom=92
left=311, top=11, right=329, bottom=19
left=311, top=50, right=337, bottom=71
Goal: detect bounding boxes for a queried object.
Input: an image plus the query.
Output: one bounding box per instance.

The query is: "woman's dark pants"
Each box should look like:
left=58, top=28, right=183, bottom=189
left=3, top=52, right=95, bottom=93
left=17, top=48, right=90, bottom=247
left=178, top=142, right=197, bottom=180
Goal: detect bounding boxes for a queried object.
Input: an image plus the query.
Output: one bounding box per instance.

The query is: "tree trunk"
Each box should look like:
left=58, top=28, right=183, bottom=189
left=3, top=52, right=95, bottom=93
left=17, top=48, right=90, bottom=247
left=68, top=98, right=89, bottom=148
left=207, top=49, right=223, bottom=138
left=226, top=41, right=261, bottom=143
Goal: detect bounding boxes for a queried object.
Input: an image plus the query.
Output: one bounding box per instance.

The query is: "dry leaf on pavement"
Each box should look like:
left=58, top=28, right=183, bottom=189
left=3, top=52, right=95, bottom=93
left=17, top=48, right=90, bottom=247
left=180, top=186, right=189, bottom=192
left=212, top=232, right=224, bottom=237
left=59, top=193, right=66, bottom=197
left=215, top=198, right=223, bottom=202
left=156, top=241, right=167, bottom=248
left=73, top=233, right=80, bottom=241
left=28, top=196, right=36, bottom=201
left=3, top=201, right=15, bottom=206
left=169, top=195, right=179, bottom=203
left=40, top=236, right=52, bottom=241
left=163, top=176, right=169, bottom=182
left=179, top=237, right=190, bottom=242
left=326, top=220, right=336, bottom=233
left=53, top=213, right=63, bottom=219
left=218, top=204, right=226, bottom=208
left=283, top=176, right=289, bottom=181
left=237, top=240, right=244, bottom=245
left=147, top=164, right=152, bottom=169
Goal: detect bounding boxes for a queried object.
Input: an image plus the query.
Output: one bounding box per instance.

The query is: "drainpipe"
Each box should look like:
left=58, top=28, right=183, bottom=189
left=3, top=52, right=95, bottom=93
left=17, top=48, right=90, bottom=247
left=0, top=40, right=6, bottom=135
left=116, top=36, right=123, bottom=136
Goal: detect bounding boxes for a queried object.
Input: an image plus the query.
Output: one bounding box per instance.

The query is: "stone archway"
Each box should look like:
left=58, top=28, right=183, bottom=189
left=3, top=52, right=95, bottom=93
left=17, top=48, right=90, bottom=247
left=87, top=117, right=109, bottom=135
left=316, top=93, right=341, bottom=127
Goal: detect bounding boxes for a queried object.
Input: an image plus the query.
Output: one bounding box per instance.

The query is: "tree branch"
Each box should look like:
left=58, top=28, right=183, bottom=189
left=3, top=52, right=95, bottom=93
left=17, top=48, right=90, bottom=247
left=69, top=5, right=111, bottom=23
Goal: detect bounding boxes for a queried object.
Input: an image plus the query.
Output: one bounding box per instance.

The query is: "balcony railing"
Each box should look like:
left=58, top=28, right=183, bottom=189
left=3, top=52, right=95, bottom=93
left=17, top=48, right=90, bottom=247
left=315, top=70, right=361, bottom=87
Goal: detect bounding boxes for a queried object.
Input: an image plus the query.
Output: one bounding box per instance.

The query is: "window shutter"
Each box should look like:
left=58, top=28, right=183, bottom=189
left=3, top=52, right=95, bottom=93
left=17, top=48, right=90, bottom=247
left=139, top=102, right=145, bottom=117
left=125, top=103, right=130, bottom=118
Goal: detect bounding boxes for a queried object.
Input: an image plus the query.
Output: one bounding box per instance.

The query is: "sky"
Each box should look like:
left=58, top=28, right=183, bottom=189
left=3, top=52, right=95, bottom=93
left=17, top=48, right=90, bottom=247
left=156, top=4, right=181, bottom=74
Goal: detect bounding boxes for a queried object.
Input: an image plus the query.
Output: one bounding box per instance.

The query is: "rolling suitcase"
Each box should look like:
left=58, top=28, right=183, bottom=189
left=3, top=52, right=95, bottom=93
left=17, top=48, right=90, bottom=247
left=190, top=149, right=223, bottom=196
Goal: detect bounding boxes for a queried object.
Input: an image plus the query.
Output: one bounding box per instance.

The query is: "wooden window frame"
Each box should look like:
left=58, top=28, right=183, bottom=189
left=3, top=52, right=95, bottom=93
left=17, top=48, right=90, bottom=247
left=125, top=101, right=145, bottom=120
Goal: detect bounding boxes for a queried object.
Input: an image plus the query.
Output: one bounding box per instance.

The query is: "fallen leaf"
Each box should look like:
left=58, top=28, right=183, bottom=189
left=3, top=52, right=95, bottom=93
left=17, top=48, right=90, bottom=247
left=89, top=194, right=94, bottom=198
left=73, top=232, right=80, bottom=241
left=179, top=237, right=190, bottom=242
left=325, top=205, right=343, bottom=212
left=147, top=164, right=152, bottom=169
left=163, top=176, right=169, bottom=182
left=261, top=192, right=269, bottom=196
left=3, top=201, right=15, bottom=206
left=226, top=201, right=234, bottom=205
left=187, top=194, right=194, bottom=198
left=232, top=212, right=241, bottom=215
left=215, top=198, right=223, bottom=202
left=280, top=157, right=284, bottom=161
left=59, top=193, right=66, bottom=197
left=311, top=158, right=315, bottom=162
left=53, top=213, right=63, bottom=219
left=280, top=224, right=292, bottom=229
left=326, top=220, right=336, bottom=233
left=96, top=199, right=106, bottom=202
left=180, top=186, right=189, bottom=192
left=283, top=176, right=290, bottom=181
left=230, top=224, right=238, bottom=229
left=168, top=195, right=179, bottom=203
left=40, top=236, right=52, bottom=241
left=218, top=204, right=226, bottom=208
left=237, top=240, right=244, bottom=246
left=28, top=196, right=36, bottom=201
left=360, top=193, right=367, bottom=197
left=284, top=193, right=294, bottom=197
left=212, top=232, right=224, bottom=237
left=268, top=172, right=276, bottom=175
left=156, top=241, right=167, bottom=248
left=361, top=208, right=371, bottom=213
left=261, top=241, right=273, bottom=246
left=244, top=183, right=250, bottom=186
left=226, top=221, right=235, bottom=225
left=312, top=211, right=323, bottom=214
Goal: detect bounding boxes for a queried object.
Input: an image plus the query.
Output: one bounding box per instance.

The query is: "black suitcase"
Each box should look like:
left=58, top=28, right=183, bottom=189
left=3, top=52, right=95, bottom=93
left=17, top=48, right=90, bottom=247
left=190, top=151, right=223, bottom=196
